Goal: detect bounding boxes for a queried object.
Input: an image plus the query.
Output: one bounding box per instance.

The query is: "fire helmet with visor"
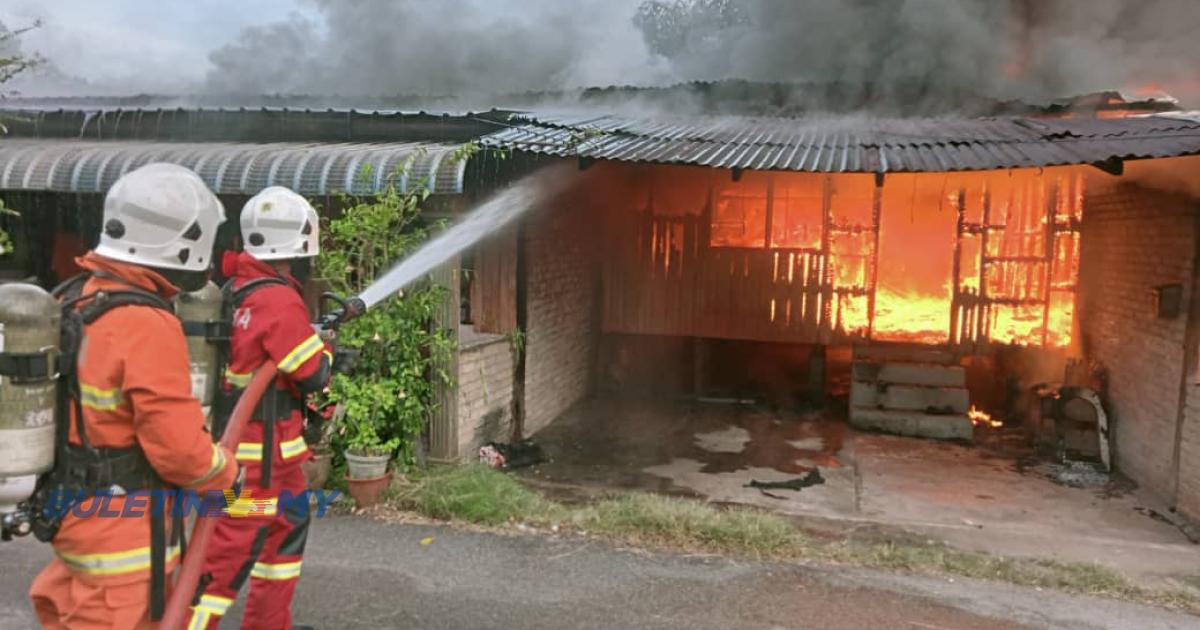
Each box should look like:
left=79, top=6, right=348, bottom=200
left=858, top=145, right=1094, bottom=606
left=239, top=186, right=320, bottom=261
left=95, top=163, right=225, bottom=276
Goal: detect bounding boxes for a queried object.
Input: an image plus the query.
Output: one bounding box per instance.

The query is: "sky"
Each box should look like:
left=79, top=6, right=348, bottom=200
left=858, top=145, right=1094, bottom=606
left=2, top=0, right=316, bottom=93
left=3, top=1, right=1200, bottom=111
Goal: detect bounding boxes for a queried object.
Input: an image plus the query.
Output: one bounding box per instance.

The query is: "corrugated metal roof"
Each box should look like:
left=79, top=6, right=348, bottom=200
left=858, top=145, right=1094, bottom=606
left=0, top=140, right=467, bottom=195
left=481, top=112, right=1200, bottom=173
left=0, top=108, right=513, bottom=144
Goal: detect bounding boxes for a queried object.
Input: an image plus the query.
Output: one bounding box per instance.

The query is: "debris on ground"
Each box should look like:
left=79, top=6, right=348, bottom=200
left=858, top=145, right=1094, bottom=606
left=745, top=469, right=825, bottom=499
left=1134, top=506, right=1173, bottom=525
left=1040, top=460, right=1110, bottom=489
left=479, top=439, right=548, bottom=470
left=1134, top=507, right=1200, bottom=545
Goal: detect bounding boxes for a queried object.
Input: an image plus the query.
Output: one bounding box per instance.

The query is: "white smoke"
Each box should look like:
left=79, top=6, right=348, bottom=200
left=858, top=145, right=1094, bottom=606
left=205, top=0, right=659, bottom=97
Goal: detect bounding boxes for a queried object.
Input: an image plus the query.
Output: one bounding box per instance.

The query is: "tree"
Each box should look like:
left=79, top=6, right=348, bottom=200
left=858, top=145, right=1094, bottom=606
left=633, top=0, right=748, bottom=59
left=0, top=20, right=40, bottom=255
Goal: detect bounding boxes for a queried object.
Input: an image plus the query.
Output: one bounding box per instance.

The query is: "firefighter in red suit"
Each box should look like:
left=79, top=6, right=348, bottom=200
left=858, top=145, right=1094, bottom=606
left=189, top=187, right=331, bottom=630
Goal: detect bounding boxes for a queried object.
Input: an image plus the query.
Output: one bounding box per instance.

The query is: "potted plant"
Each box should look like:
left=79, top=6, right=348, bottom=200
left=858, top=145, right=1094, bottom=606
left=317, top=160, right=456, bottom=507
left=301, top=405, right=338, bottom=491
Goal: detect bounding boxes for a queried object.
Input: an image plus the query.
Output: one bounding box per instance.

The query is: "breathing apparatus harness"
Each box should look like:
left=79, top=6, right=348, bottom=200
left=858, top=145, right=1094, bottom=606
left=207, top=276, right=299, bottom=489
left=19, top=271, right=185, bottom=620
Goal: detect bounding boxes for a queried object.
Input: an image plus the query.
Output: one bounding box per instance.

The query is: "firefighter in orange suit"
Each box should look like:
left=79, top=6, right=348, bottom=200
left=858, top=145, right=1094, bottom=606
left=190, top=187, right=332, bottom=630
left=29, top=163, right=240, bottom=628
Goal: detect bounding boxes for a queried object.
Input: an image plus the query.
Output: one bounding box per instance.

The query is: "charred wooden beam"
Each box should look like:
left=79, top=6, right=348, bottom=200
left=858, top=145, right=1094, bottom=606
left=1041, top=179, right=1058, bottom=347
left=950, top=188, right=966, bottom=345
left=866, top=174, right=883, bottom=339
left=977, top=187, right=993, bottom=346
left=819, top=175, right=834, bottom=340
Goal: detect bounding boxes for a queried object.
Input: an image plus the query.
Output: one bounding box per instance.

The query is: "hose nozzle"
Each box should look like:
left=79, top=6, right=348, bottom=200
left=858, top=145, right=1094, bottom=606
left=317, top=293, right=366, bottom=330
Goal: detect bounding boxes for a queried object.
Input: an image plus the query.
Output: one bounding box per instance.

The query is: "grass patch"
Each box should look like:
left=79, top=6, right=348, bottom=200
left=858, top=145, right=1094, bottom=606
left=385, top=465, right=1200, bottom=614
left=827, top=539, right=1129, bottom=594
left=392, top=464, right=565, bottom=526
left=576, top=493, right=800, bottom=557
left=1181, top=574, right=1200, bottom=591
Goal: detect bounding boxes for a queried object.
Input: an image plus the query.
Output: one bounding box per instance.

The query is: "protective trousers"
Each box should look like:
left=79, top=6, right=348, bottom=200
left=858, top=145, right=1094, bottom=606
left=188, top=463, right=309, bottom=630
left=31, top=560, right=160, bottom=629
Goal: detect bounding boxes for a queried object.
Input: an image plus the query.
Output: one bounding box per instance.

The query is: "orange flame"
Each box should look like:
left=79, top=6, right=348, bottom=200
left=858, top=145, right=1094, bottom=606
left=968, top=405, right=1003, bottom=428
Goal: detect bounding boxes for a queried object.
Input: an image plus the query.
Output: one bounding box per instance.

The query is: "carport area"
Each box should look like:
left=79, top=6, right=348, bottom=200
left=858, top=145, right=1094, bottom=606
left=519, top=397, right=1200, bottom=582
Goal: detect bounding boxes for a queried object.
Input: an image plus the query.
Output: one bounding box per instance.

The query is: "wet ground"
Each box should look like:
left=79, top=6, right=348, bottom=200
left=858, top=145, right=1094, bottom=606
left=520, top=397, right=1200, bottom=583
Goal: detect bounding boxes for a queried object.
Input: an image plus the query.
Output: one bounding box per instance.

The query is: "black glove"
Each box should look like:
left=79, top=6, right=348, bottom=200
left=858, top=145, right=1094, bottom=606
left=332, top=348, right=359, bottom=375
left=304, top=405, right=327, bottom=446
left=230, top=465, right=246, bottom=497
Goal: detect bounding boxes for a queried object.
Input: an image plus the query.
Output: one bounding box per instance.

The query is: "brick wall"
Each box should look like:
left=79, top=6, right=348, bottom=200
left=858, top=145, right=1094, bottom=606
left=523, top=202, right=599, bottom=435
left=1182, top=379, right=1200, bottom=521
left=1078, top=180, right=1197, bottom=504
left=456, top=335, right=515, bottom=457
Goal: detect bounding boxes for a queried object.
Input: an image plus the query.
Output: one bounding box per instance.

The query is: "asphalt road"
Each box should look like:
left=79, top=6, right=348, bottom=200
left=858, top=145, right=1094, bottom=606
left=2, top=515, right=1196, bottom=629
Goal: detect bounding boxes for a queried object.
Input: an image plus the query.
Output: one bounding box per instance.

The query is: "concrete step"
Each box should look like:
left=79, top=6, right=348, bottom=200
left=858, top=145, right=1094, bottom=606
left=849, top=407, right=973, bottom=441
left=853, top=344, right=958, bottom=366
left=849, top=381, right=970, bottom=414
left=860, top=362, right=966, bottom=388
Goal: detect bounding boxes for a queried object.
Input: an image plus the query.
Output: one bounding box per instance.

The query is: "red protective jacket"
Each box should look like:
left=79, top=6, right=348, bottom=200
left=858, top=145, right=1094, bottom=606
left=220, top=252, right=331, bottom=485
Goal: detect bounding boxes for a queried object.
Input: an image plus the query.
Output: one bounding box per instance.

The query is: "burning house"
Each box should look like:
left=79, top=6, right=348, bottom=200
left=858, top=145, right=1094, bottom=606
left=474, top=110, right=1200, bottom=529
left=1, top=100, right=1200, bottom=531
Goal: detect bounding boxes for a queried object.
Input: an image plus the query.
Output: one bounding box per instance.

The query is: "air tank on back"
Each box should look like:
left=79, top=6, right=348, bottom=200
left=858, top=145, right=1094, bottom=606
left=0, top=283, right=60, bottom=520
left=175, top=280, right=223, bottom=420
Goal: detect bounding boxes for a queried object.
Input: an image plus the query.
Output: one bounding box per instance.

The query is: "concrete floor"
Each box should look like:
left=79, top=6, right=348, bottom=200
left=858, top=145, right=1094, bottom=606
left=13, top=518, right=1200, bottom=629
left=522, top=398, right=1200, bottom=584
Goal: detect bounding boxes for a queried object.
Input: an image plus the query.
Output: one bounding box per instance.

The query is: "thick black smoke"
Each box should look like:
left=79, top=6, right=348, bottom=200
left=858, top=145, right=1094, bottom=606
left=647, top=0, right=1200, bottom=105
left=197, top=0, right=1200, bottom=109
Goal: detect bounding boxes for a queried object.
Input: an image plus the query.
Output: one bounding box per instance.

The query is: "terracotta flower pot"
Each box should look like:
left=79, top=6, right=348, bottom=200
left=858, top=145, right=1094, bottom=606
left=345, top=472, right=392, bottom=508
left=302, top=452, right=333, bottom=490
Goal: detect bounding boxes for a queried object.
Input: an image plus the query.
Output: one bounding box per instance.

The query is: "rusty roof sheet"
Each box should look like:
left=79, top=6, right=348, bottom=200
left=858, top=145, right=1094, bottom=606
left=481, top=112, right=1200, bottom=173
left=0, top=140, right=466, bottom=195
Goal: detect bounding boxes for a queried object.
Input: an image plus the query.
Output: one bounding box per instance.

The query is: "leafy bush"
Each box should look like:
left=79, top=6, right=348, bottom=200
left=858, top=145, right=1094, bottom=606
left=318, top=157, right=456, bottom=467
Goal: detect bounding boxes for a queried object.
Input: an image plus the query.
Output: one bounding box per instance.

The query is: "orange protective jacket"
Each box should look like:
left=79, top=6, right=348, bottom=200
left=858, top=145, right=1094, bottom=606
left=50, top=253, right=238, bottom=586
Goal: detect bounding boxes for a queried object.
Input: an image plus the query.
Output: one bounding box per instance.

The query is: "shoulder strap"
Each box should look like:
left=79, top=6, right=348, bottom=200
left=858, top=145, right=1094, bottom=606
left=231, top=277, right=290, bottom=308
left=77, top=288, right=173, bottom=325
left=56, top=279, right=173, bottom=453
left=51, top=273, right=89, bottom=301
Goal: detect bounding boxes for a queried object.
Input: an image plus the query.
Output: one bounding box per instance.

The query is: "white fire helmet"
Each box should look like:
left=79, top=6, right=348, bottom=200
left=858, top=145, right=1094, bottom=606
left=240, top=186, right=320, bottom=261
left=94, top=163, right=225, bottom=272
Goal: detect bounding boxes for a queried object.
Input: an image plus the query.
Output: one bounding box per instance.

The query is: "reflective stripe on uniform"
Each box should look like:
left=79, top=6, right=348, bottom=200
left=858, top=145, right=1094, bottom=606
left=236, top=442, right=263, bottom=462
left=79, top=383, right=122, bottom=411
left=185, top=444, right=227, bottom=488
left=224, top=369, right=252, bottom=388
left=187, top=593, right=233, bottom=629
left=280, top=435, right=308, bottom=460
left=278, top=334, right=324, bottom=373
left=225, top=493, right=278, bottom=518
left=250, top=560, right=302, bottom=581
left=187, top=609, right=211, bottom=630
left=56, top=543, right=181, bottom=576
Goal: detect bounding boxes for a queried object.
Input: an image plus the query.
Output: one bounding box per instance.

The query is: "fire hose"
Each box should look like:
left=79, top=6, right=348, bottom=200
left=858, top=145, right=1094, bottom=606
left=160, top=363, right=278, bottom=629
